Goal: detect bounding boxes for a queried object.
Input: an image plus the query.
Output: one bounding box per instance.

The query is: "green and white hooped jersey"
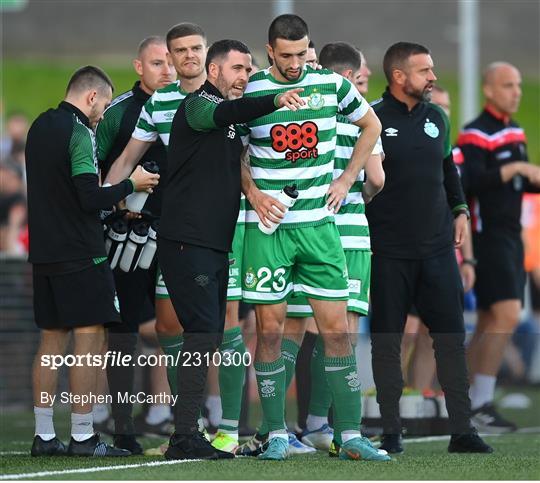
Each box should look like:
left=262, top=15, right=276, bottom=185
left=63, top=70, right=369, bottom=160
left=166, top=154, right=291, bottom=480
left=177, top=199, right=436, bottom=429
left=132, top=81, right=188, bottom=147
left=334, top=115, right=382, bottom=250
left=238, top=67, right=369, bottom=229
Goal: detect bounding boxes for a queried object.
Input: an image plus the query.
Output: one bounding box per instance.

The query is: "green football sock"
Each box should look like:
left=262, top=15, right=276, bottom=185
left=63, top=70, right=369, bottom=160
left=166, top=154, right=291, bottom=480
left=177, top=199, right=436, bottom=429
left=325, top=353, right=361, bottom=446
left=308, top=336, right=332, bottom=417
left=218, top=327, right=246, bottom=431
left=255, top=357, right=286, bottom=434
left=258, top=338, right=300, bottom=435
left=157, top=334, right=183, bottom=395
left=281, top=337, right=301, bottom=391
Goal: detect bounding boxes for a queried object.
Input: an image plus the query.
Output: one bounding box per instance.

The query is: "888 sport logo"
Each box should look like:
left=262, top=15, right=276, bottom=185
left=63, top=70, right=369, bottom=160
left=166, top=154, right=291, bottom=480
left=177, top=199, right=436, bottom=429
left=270, top=121, right=319, bottom=162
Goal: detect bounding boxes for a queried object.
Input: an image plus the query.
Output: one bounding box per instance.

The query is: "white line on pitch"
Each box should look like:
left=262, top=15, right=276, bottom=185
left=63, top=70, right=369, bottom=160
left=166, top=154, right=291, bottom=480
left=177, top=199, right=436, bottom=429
left=0, top=458, right=203, bottom=480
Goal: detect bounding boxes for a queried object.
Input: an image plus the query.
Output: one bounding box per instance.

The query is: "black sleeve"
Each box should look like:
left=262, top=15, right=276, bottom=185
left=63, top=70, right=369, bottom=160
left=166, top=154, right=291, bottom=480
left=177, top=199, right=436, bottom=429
left=524, top=180, right=540, bottom=193
left=213, top=94, right=277, bottom=127
left=443, top=153, right=467, bottom=211
left=186, top=93, right=278, bottom=131
left=73, top=173, right=134, bottom=212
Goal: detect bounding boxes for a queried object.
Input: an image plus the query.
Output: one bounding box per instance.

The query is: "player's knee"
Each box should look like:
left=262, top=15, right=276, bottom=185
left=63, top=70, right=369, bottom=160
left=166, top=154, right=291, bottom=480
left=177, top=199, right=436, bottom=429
left=490, top=301, right=521, bottom=330
left=320, top=331, right=351, bottom=356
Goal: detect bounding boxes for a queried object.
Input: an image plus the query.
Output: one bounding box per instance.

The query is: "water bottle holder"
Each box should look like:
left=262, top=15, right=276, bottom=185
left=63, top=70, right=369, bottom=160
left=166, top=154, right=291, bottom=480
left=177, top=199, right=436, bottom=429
left=108, top=231, right=128, bottom=243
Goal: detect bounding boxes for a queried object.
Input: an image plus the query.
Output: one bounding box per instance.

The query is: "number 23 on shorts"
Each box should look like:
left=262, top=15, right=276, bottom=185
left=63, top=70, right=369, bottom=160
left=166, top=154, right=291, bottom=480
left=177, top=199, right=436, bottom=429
left=243, top=265, right=291, bottom=302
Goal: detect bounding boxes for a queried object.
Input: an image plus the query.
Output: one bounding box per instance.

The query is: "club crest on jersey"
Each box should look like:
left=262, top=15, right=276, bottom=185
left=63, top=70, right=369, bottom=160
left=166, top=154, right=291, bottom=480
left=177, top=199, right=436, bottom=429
left=307, top=89, right=324, bottom=110
left=244, top=268, right=257, bottom=289
left=424, top=119, right=439, bottom=138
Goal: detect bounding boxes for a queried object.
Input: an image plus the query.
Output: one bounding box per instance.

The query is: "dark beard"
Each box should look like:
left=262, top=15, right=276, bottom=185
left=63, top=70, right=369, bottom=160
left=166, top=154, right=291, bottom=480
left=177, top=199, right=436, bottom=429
left=274, top=62, right=301, bottom=82
left=404, top=80, right=432, bottom=102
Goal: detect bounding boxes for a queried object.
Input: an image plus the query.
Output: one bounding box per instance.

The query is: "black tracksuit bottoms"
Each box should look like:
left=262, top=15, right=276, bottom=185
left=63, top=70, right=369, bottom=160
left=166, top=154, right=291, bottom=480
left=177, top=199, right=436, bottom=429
left=158, top=238, right=228, bottom=434
left=370, top=248, right=473, bottom=435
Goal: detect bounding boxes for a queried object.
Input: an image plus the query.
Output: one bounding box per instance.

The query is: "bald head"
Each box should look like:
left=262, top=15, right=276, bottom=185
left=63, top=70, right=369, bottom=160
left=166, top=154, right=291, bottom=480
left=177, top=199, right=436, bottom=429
left=483, top=62, right=520, bottom=86
left=482, top=62, right=522, bottom=116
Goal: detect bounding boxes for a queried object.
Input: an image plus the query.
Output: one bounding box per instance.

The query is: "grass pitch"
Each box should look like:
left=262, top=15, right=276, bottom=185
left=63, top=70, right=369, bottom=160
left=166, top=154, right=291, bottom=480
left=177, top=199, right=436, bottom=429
left=0, top=433, right=539, bottom=480
left=1, top=396, right=539, bottom=482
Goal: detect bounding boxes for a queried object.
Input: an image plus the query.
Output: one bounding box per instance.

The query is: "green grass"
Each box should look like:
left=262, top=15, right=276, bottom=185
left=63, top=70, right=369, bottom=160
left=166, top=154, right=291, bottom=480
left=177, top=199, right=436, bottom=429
left=2, top=58, right=539, bottom=162
left=0, top=433, right=539, bottom=480
left=1, top=388, right=540, bottom=481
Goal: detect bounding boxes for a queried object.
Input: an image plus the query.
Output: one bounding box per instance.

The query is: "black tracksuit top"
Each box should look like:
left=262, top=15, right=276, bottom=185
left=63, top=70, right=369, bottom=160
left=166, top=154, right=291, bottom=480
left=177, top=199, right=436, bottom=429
left=160, top=80, right=278, bottom=253
left=366, top=89, right=467, bottom=259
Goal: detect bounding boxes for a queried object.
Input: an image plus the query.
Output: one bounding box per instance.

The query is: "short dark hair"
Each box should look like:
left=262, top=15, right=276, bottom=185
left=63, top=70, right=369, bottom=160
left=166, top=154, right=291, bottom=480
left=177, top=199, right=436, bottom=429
left=137, top=36, right=166, bottom=57
left=66, top=66, right=113, bottom=95
left=319, top=42, right=362, bottom=74
left=205, top=39, right=250, bottom=72
left=383, top=41, right=430, bottom=83
left=308, top=40, right=315, bottom=49
left=166, top=22, right=206, bottom=51
left=268, top=14, right=309, bottom=46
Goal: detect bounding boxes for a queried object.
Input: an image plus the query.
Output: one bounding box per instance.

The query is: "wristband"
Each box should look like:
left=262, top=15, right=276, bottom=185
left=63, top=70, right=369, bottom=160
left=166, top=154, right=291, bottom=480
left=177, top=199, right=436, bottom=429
left=453, top=207, right=470, bottom=220
left=462, top=258, right=477, bottom=267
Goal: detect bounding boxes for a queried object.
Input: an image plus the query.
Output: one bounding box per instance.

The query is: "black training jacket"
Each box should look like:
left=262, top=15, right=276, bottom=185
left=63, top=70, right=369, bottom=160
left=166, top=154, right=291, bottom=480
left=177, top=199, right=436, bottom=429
left=366, top=88, right=467, bottom=259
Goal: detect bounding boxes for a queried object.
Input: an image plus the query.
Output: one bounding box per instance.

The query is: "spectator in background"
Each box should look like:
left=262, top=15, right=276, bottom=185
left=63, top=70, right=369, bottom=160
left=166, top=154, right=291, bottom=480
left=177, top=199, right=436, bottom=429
left=522, top=193, right=540, bottom=297
left=1, top=111, right=29, bottom=160
left=457, top=62, right=540, bottom=433
left=0, top=161, right=26, bottom=254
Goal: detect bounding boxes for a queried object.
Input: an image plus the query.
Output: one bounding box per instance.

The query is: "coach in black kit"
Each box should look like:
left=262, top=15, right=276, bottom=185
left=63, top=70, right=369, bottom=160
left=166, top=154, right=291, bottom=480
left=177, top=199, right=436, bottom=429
left=365, top=43, right=492, bottom=454
left=25, top=66, right=158, bottom=457
left=96, top=36, right=175, bottom=453
left=158, top=39, right=303, bottom=460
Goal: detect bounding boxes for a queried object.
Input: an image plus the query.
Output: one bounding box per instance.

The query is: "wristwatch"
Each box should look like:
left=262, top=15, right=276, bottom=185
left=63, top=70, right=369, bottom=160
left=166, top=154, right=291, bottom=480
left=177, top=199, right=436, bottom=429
left=462, top=258, right=477, bottom=267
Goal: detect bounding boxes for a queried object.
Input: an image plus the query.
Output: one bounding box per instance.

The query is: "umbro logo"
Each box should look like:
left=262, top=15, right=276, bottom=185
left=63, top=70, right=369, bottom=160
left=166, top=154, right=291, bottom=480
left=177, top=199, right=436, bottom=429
left=385, top=127, right=398, bottom=137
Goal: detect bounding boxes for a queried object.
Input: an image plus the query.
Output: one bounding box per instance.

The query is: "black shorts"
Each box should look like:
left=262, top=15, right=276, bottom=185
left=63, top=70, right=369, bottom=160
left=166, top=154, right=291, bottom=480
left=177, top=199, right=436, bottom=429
left=33, top=261, right=121, bottom=330
left=110, top=263, right=156, bottom=332
left=474, top=232, right=525, bottom=310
